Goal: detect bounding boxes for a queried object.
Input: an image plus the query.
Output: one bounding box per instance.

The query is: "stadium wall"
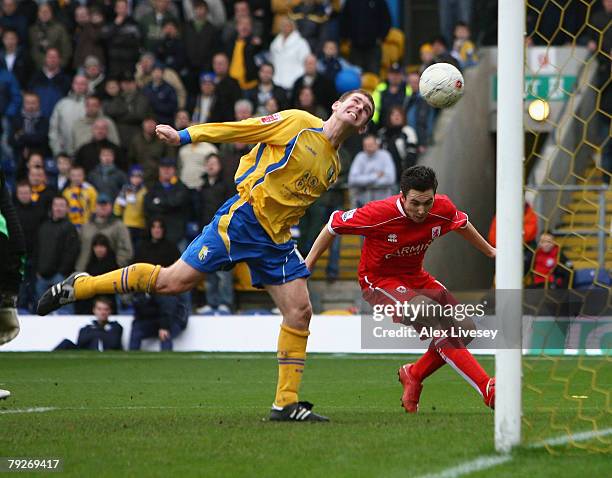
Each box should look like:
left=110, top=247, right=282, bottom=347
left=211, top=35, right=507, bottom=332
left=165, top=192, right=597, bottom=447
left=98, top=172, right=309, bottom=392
left=2, top=315, right=608, bottom=355
left=420, top=52, right=496, bottom=289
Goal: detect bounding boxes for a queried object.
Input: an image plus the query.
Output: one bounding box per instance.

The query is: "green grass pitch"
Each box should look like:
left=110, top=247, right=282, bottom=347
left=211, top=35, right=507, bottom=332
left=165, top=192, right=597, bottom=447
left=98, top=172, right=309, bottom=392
left=1, top=353, right=610, bottom=477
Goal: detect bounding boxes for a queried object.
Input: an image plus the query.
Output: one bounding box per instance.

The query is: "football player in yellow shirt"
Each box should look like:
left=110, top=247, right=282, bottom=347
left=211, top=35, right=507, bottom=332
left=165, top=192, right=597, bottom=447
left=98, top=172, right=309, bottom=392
left=37, top=89, right=374, bottom=421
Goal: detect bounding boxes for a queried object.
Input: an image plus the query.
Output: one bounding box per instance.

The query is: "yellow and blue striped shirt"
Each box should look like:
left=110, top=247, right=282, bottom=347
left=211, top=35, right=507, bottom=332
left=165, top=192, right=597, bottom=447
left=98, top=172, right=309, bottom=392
left=180, top=109, right=340, bottom=244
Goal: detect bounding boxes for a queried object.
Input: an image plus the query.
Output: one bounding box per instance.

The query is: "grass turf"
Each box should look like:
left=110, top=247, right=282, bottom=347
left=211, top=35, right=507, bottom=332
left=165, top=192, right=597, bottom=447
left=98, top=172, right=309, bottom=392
left=0, top=353, right=610, bottom=477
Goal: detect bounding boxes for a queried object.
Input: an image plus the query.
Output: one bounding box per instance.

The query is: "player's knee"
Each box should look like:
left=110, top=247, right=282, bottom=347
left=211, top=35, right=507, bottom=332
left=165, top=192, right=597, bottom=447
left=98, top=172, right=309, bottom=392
left=154, top=267, right=190, bottom=294
left=286, top=301, right=313, bottom=328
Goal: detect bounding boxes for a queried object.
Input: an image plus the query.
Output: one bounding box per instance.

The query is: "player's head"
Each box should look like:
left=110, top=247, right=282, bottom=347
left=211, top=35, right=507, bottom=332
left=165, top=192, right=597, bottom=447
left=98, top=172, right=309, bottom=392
left=399, top=166, right=438, bottom=223
left=331, top=89, right=374, bottom=133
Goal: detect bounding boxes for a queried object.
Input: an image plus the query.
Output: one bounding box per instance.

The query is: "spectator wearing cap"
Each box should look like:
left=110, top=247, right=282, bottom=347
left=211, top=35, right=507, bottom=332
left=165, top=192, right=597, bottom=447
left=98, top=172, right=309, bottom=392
left=103, top=72, right=152, bottom=149
left=144, top=158, right=190, bottom=246
left=75, top=118, right=124, bottom=176
left=291, top=53, right=337, bottom=111
left=372, top=62, right=412, bottom=127
left=244, top=63, right=288, bottom=117
left=419, top=43, right=435, bottom=74
left=62, top=165, right=98, bottom=227
left=100, top=0, right=142, bottom=78
left=1, top=27, right=33, bottom=88
left=183, top=0, right=220, bottom=93
left=75, top=193, right=133, bottom=272
left=28, top=48, right=71, bottom=119
left=135, top=52, right=187, bottom=110
left=29, top=3, right=72, bottom=69
left=128, top=116, right=177, bottom=188
left=72, top=6, right=105, bottom=71
left=190, top=72, right=221, bottom=124
left=49, top=74, right=88, bottom=156
left=138, top=0, right=179, bottom=52
left=88, top=147, right=128, bottom=202
left=270, top=16, right=311, bottom=91
left=142, top=61, right=179, bottom=126
left=114, top=165, right=148, bottom=248
left=81, top=55, right=106, bottom=96
left=211, top=52, right=242, bottom=123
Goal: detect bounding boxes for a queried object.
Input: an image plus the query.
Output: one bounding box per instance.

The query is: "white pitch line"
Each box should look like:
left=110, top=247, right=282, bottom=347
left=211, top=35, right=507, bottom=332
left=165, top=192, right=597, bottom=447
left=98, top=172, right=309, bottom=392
left=416, top=427, right=612, bottom=478
left=529, top=427, right=612, bottom=448
left=0, top=407, right=57, bottom=414
left=414, top=455, right=512, bottom=478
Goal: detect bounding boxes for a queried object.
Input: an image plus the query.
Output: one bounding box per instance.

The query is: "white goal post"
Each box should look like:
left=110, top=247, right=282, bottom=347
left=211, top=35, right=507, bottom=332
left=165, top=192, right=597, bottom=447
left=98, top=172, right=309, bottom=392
left=495, top=0, right=525, bottom=453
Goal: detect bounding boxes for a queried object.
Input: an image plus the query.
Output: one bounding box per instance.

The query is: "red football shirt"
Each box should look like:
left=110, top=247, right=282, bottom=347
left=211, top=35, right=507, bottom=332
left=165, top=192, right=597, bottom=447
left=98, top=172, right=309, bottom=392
left=328, top=194, right=468, bottom=283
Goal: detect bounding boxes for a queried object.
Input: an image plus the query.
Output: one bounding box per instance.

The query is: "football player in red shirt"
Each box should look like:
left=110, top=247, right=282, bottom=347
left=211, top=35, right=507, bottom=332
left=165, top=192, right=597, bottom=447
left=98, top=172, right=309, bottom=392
left=306, top=166, right=497, bottom=412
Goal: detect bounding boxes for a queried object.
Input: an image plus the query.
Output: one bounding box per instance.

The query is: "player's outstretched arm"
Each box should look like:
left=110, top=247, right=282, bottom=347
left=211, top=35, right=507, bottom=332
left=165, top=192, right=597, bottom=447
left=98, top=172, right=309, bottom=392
left=305, top=226, right=336, bottom=271
left=454, top=222, right=496, bottom=258
left=155, top=125, right=180, bottom=145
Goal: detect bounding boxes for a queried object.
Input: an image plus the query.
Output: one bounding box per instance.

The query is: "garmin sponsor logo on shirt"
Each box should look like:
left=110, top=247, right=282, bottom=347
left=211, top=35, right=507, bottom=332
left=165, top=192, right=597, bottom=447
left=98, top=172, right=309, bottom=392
left=384, top=240, right=433, bottom=259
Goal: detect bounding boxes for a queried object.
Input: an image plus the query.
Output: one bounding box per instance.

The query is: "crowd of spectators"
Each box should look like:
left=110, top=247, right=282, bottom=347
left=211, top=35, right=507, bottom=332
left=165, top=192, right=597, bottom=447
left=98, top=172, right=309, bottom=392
left=0, top=0, right=491, bottom=315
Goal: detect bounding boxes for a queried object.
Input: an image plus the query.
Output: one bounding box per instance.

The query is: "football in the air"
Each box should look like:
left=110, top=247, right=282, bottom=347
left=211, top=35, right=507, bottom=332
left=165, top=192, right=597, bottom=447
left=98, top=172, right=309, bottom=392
left=419, top=62, right=465, bottom=108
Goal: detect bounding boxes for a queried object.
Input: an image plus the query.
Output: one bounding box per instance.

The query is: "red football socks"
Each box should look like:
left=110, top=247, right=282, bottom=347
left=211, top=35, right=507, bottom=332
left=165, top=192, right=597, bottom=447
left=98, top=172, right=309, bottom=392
left=409, top=346, right=446, bottom=382
left=434, top=338, right=490, bottom=396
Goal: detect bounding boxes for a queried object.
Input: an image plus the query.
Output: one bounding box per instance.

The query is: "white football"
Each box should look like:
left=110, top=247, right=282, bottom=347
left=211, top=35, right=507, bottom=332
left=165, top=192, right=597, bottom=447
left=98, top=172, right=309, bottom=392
left=419, top=63, right=465, bottom=108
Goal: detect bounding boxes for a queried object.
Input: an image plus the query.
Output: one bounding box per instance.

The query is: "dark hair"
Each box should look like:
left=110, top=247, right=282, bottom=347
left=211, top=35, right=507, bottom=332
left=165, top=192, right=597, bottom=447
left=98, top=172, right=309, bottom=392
left=431, top=35, right=448, bottom=48
left=55, top=152, right=72, bottom=161
left=91, top=233, right=111, bottom=249
left=260, top=62, right=274, bottom=72
left=454, top=21, right=469, bottom=29
left=2, top=27, right=18, bottom=37
left=52, top=195, right=68, bottom=205
left=16, top=180, right=30, bottom=189
left=400, top=166, right=438, bottom=195
left=386, top=105, right=406, bottom=126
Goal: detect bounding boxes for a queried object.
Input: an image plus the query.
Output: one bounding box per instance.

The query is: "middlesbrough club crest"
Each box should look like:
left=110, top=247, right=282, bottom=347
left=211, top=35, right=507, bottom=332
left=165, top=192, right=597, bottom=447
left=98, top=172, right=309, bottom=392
left=431, top=226, right=441, bottom=238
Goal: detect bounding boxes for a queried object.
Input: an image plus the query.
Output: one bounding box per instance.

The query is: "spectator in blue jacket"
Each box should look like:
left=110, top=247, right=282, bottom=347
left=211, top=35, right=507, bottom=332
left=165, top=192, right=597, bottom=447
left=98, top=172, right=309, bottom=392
left=10, top=91, right=50, bottom=161
left=0, top=63, right=22, bottom=122
left=55, top=297, right=123, bottom=350
left=28, top=48, right=70, bottom=118
left=142, top=62, right=178, bottom=126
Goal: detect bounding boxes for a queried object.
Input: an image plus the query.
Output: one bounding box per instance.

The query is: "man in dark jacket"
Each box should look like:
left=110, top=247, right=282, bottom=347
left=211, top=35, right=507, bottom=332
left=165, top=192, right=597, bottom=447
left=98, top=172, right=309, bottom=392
left=55, top=297, right=123, bottom=350
left=75, top=119, right=123, bottom=175
left=28, top=48, right=70, bottom=118
left=103, top=72, right=152, bottom=149
left=0, top=28, right=33, bottom=87
left=129, top=218, right=187, bottom=351
left=10, top=91, right=50, bottom=160
left=290, top=54, right=336, bottom=111
left=144, top=158, right=189, bottom=246
left=211, top=52, right=242, bottom=123
left=87, top=147, right=128, bottom=202
left=243, top=63, right=288, bottom=116
left=340, top=0, right=391, bottom=73
left=14, top=180, right=46, bottom=311
left=128, top=117, right=177, bottom=187
left=142, top=62, right=178, bottom=126
left=34, top=195, right=79, bottom=310
left=183, top=0, right=219, bottom=93
left=100, top=0, right=141, bottom=78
